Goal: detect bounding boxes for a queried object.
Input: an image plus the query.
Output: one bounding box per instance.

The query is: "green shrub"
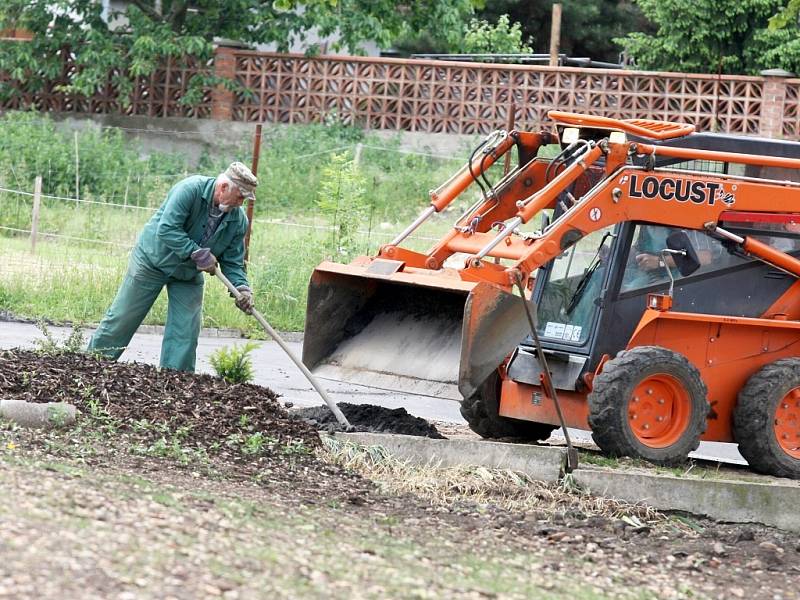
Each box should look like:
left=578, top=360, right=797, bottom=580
left=32, top=320, right=86, bottom=355
left=461, top=15, right=533, bottom=56
left=0, top=110, right=190, bottom=207
left=316, top=152, right=369, bottom=260
left=209, top=341, right=260, bottom=384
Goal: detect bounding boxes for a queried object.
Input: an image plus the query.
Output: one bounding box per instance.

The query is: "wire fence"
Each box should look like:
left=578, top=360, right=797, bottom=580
left=0, top=137, right=465, bottom=207
left=0, top=129, right=471, bottom=254
left=0, top=179, right=447, bottom=255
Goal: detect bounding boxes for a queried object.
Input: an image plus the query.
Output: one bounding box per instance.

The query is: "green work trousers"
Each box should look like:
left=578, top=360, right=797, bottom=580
left=87, top=252, right=204, bottom=372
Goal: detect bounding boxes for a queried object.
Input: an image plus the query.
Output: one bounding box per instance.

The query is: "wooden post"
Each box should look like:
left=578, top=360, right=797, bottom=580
left=30, top=176, right=42, bottom=253
left=353, top=142, right=364, bottom=166
left=74, top=131, right=80, bottom=201
left=244, top=122, right=262, bottom=263
left=503, top=100, right=516, bottom=175
left=549, top=3, right=562, bottom=67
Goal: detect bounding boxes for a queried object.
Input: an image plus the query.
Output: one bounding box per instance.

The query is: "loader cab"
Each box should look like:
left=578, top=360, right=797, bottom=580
left=509, top=135, right=800, bottom=395
left=514, top=215, right=800, bottom=393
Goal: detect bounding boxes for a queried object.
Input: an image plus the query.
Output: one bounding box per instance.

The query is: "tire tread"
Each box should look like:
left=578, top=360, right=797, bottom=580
left=588, top=346, right=709, bottom=466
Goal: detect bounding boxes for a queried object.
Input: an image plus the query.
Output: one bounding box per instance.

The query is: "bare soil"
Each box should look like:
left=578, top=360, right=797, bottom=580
left=292, top=402, right=445, bottom=438
left=1, top=349, right=799, bottom=599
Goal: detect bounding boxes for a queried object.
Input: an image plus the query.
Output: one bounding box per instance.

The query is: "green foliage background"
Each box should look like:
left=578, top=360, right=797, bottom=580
left=461, top=15, right=533, bottom=55
left=616, top=0, right=800, bottom=75
left=475, top=0, right=648, bottom=64
left=0, top=0, right=482, bottom=106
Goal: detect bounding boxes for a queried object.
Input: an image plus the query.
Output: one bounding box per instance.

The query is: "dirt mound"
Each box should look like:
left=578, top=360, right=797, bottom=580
left=293, top=402, right=445, bottom=438
left=0, top=349, right=318, bottom=450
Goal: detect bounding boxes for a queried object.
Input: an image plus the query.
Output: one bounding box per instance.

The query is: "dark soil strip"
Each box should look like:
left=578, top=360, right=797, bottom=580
left=0, top=349, right=319, bottom=450
left=293, top=402, right=445, bottom=438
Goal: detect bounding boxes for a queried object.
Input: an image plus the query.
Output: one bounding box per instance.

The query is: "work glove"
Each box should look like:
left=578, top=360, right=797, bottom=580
left=234, top=286, right=254, bottom=313
left=191, top=247, right=217, bottom=274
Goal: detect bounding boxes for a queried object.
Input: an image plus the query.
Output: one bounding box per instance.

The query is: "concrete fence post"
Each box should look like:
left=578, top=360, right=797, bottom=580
left=759, top=69, right=794, bottom=139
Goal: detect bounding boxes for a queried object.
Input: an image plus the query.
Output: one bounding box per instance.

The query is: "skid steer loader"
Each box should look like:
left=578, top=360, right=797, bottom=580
left=303, top=111, right=800, bottom=479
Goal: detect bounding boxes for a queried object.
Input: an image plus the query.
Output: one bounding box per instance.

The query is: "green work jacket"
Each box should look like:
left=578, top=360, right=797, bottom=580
left=134, top=175, right=250, bottom=287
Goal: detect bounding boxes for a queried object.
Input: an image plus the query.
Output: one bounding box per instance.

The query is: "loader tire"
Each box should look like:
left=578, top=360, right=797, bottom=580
left=734, top=359, right=800, bottom=479
left=460, top=371, right=556, bottom=441
left=588, top=346, right=709, bottom=466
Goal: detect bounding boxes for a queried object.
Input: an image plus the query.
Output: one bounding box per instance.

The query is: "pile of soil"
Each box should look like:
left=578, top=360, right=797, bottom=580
left=293, top=402, right=445, bottom=438
left=0, top=349, right=318, bottom=451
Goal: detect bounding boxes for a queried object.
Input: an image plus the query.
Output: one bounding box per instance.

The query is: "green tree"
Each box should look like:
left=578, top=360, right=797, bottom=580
left=616, top=0, right=780, bottom=74
left=461, top=14, right=533, bottom=54
left=741, top=0, right=800, bottom=74
left=316, top=152, right=368, bottom=260
left=476, top=0, right=648, bottom=64
left=0, top=0, right=480, bottom=105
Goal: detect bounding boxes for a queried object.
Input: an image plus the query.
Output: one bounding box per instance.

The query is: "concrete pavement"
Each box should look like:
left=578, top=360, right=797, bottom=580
left=0, top=320, right=746, bottom=464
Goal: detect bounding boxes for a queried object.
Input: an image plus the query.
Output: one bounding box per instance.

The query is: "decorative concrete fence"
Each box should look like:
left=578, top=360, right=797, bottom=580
left=2, top=47, right=799, bottom=139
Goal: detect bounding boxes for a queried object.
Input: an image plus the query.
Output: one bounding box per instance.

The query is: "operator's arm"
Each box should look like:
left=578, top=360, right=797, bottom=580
left=155, top=179, right=202, bottom=260
left=217, top=216, right=250, bottom=289
left=636, top=249, right=712, bottom=270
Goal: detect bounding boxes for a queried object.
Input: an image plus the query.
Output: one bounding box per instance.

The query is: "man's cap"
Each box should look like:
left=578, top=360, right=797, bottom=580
left=224, top=162, right=258, bottom=200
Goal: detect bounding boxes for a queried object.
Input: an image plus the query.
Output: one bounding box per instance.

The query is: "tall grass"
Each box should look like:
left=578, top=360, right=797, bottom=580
left=0, top=204, right=459, bottom=333
left=0, top=110, right=513, bottom=332
left=0, top=111, right=470, bottom=223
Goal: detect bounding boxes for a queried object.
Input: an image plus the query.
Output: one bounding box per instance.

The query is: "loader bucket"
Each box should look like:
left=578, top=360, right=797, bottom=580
left=302, top=261, right=530, bottom=401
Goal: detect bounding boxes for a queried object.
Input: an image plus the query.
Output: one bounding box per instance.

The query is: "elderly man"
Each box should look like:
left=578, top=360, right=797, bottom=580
left=87, top=162, right=258, bottom=372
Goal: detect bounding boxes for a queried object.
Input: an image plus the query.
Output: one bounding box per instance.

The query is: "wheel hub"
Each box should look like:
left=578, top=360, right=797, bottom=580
left=775, top=387, right=800, bottom=459
left=629, top=375, right=691, bottom=449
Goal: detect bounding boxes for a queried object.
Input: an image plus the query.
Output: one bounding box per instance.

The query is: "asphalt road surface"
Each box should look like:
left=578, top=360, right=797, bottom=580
left=0, top=320, right=746, bottom=465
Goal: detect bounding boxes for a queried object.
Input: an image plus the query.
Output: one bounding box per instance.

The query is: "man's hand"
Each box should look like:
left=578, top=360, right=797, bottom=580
left=635, top=253, right=663, bottom=271
left=235, top=286, right=254, bottom=313
left=191, top=248, right=217, bottom=273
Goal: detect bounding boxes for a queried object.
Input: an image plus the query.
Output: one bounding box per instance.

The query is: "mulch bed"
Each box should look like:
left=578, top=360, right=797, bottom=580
left=0, top=349, right=319, bottom=451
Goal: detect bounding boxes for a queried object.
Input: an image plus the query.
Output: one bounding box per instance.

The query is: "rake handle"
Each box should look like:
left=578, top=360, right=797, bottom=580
left=212, top=267, right=352, bottom=430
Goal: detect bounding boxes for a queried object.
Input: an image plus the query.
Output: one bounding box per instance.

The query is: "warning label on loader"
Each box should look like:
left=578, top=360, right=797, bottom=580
left=544, top=322, right=582, bottom=342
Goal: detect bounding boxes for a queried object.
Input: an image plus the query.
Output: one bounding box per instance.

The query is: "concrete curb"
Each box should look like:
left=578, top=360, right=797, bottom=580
left=329, top=432, right=567, bottom=484
left=573, top=468, right=800, bottom=533
left=328, top=432, right=800, bottom=533
left=0, top=314, right=305, bottom=342
left=0, top=400, right=78, bottom=429
left=136, top=324, right=246, bottom=339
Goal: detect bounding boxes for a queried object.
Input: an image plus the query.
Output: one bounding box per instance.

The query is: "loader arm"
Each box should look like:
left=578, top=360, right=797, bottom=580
left=457, top=136, right=800, bottom=290
left=303, top=112, right=800, bottom=403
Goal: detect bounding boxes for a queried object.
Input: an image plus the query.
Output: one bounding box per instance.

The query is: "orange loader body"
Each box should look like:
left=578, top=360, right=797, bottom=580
left=304, top=112, right=800, bottom=478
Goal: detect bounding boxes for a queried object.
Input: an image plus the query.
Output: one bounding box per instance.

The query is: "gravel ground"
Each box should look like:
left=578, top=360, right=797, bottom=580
left=1, top=349, right=799, bottom=599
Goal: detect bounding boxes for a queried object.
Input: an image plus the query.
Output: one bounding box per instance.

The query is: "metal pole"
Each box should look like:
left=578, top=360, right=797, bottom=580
left=476, top=216, right=522, bottom=260
left=389, top=205, right=436, bottom=246
left=244, top=123, right=262, bottom=263
left=212, top=268, right=352, bottom=429
left=74, top=131, right=80, bottom=201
